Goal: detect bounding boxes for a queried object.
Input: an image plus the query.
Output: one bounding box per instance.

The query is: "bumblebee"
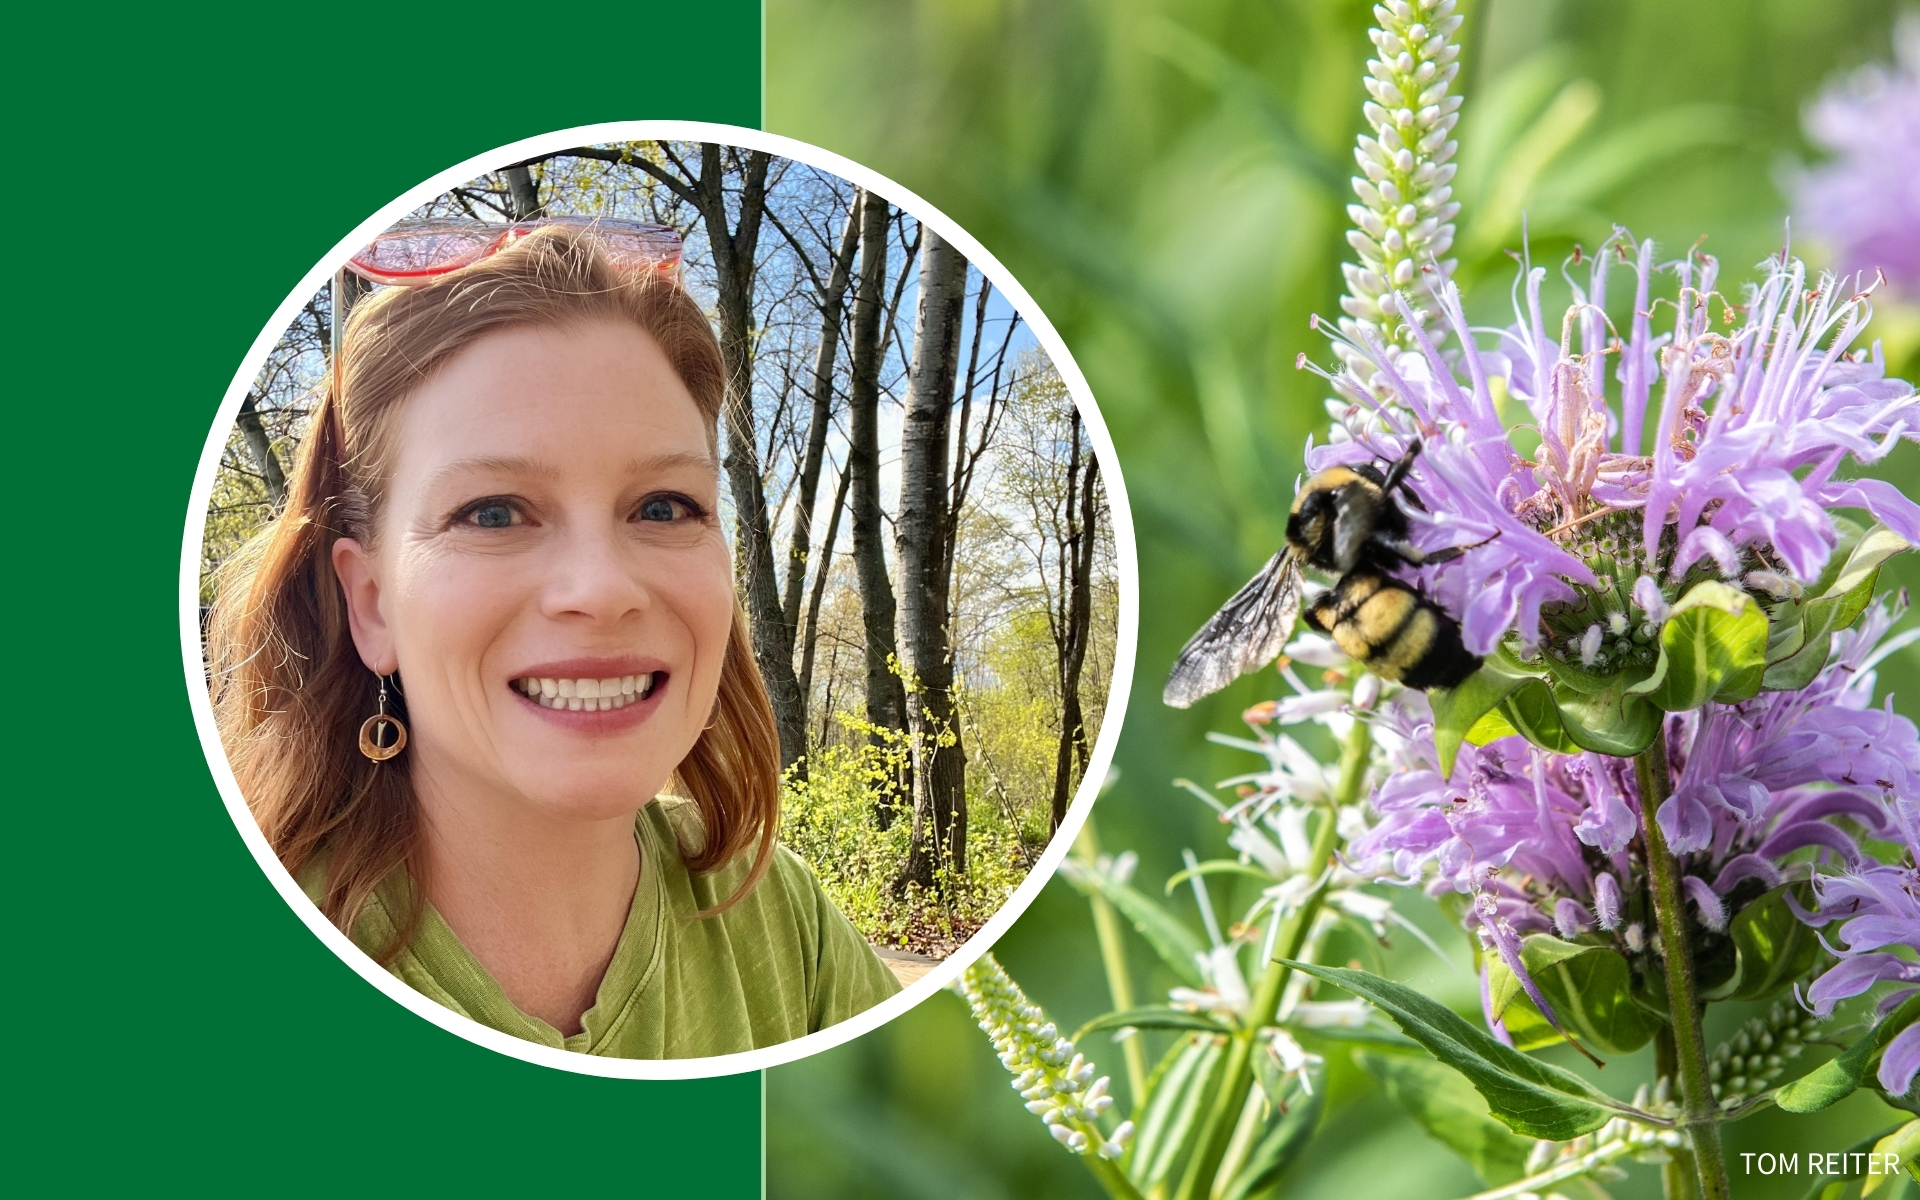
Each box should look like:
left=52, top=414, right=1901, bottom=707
left=1163, top=439, right=1482, bottom=707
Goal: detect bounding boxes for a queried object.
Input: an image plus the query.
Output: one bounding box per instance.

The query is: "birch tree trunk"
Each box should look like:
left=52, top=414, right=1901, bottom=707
left=847, top=189, right=911, bottom=822
left=896, top=230, right=971, bottom=889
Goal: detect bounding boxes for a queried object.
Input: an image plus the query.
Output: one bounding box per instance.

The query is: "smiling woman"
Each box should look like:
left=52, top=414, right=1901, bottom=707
left=205, top=226, right=900, bottom=1058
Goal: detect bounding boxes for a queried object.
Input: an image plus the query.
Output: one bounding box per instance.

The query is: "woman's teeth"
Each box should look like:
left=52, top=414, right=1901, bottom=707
left=513, top=673, right=658, bottom=711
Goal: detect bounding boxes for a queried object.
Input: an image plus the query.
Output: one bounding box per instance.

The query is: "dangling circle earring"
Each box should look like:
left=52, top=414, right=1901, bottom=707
left=358, top=674, right=409, bottom=762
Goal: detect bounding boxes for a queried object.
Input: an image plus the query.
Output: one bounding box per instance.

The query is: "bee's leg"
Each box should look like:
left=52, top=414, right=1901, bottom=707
left=1369, top=532, right=1428, bottom=565
left=1389, top=532, right=1500, bottom=566
left=1380, top=437, right=1424, bottom=494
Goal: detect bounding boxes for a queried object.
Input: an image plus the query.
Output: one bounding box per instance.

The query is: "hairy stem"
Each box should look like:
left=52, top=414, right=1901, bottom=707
left=1171, top=719, right=1372, bottom=1200
left=1653, top=1028, right=1701, bottom=1200
left=1077, top=819, right=1150, bottom=1109
left=1634, top=738, right=1728, bottom=1200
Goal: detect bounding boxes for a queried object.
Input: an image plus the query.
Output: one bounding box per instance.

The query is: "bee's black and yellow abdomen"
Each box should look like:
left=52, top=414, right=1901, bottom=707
left=1305, top=569, right=1480, bottom=691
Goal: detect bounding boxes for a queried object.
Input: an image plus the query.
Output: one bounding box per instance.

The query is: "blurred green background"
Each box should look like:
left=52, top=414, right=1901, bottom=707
left=763, top=1, right=1919, bottom=1196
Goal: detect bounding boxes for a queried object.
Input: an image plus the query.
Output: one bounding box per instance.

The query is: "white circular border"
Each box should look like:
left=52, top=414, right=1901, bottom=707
left=179, top=120, right=1140, bottom=1080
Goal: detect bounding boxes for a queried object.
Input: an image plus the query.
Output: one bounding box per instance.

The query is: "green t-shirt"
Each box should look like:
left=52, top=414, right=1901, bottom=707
left=301, top=797, right=900, bottom=1058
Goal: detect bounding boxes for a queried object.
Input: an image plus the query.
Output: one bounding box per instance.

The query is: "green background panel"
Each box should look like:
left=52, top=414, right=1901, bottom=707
left=10, top=4, right=764, bottom=1193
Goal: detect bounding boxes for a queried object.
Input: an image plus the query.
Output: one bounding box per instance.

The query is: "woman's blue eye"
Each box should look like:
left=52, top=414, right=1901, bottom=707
left=473, top=503, right=515, bottom=528
left=640, top=497, right=680, bottom=522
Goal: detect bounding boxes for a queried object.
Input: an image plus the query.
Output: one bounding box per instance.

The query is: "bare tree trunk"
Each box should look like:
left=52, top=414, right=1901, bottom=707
left=820, top=641, right=840, bottom=747
left=1051, top=410, right=1099, bottom=831
left=682, top=147, right=809, bottom=773
left=782, top=197, right=862, bottom=636
left=503, top=164, right=544, bottom=220
left=236, top=393, right=287, bottom=509
left=897, top=230, right=971, bottom=890
left=797, top=463, right=850, bottom=719
left=847, top=190, right=911, bottom=823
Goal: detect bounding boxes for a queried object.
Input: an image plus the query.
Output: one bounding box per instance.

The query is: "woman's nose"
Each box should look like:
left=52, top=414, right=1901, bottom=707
left=539, top=525, right=653, bottom=623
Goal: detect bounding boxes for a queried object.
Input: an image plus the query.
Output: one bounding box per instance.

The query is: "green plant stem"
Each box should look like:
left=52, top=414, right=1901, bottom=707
left=1086, top=1150, right=1152, bottom=1200
left=1654, top=1028, right=1701, bottom=1200
left=1634, top=738, right=1728, bottom=1200
left=1077, top=818, right=1151, bottom=1109
left=1457, top=1134, right=1637, bottom=1200
left=1171, top=719, right=1372, bottom=1200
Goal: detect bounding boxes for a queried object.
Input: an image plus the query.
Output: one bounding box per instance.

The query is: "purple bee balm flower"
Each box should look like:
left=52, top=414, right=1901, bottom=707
left=1350, top=603, right=1917, bottom=1042
left=1799, top=811, right=1920, bottom=1094
left=1884, top=1025, right=1920, bottom=1097
left=1351, top=700, right=1598, bottom=901
left=1795, top=16, right=1920, bottom=298
left=1629, top=257, right=1920, bottom=583
left=1306, top=232, right=1920, bottom=653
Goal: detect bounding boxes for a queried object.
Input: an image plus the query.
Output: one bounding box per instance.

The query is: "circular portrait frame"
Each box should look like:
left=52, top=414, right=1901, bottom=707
left=178, top=120, right=1140, bottom=1080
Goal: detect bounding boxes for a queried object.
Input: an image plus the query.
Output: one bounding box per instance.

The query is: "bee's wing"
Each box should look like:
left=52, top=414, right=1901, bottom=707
left=1163, top=551, right=1303, bottom=708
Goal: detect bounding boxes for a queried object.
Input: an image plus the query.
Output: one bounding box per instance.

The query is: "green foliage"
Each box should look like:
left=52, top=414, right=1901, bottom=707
left=1634, top=581, right=1770, bottom=711
left=1127, top=1035, right=1225, bottom=1192
left=1449, top=554, right=1904, bottom=768
left=1779, top=993, right=1920, bottom=1114
left=1073, top=1007, right=1232, bottom=1041
left=1487, top=935, right=1663, bottom=1058
left=1430, top=664, right=1528, bottom=777
left=1281, top=961, right=1619, bottom=1140
left=1056, top=857, right=1207, bottom=989
left=1766, top=522, right=1911, bottom=690
left=781, top=732, right=1033, bottom=955
left=1358, top=1051, right=1535, bottom=1186
left=1701, top=884, right=1824, bottom=1004
left=1217, top=1070, right=1323, bottom=1200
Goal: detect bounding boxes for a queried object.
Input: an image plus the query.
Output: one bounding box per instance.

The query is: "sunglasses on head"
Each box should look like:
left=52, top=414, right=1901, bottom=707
left=346, top=216, right=684, bottom=286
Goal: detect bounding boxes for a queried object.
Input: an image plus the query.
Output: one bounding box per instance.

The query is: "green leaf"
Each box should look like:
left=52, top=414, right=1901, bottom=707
left=1640, top=580, right=1769, bottom=711
left=1278, top=961, right=1616, bottom=1139
left=1074, top=1007, right=1234, bottom=1041
left=1807, top=516, right=1871, bottom=599
left=1498, top=678, right=1582, bottom=756
left=1539, top=650, right=1622, bottom=696
left=1220, top=1069, right=1325, bottom=1200
left=1699, top=884, right=1822, bottom=1003
left=1466, top=707, right=1521, bottom=746
left=1164, top=860, right=1273, bottom=893
left=1825, top=523, right=1909, bottom=615
left=1297, top=1022, right=1421, bottom=1051
left=1430, top=666, right=1529, bottom=778
left=1779, top=993, right=1920, bottom=1113
left=1130, top=1034, right=1225, bottom=1189
left=1765, top=522, right=1909, bottom=691
left=1865, top=1121, right=1920, bottom=1193
left=1360, top=1052, right=1535, bottom=1186
left=1799, top=1123, right=1915, bottom=1196
left=1486, top=935, right=1589, bottom=1019
left=1059, top=859, right=1206, bottom=987
left=1487, top=936, right=1662, bottom=1057
left=1553, top=678, right=1662, bottom=757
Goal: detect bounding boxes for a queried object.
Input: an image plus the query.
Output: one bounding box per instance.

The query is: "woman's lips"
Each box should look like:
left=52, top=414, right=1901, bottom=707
left=512, top=671, right=661, bottom=711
